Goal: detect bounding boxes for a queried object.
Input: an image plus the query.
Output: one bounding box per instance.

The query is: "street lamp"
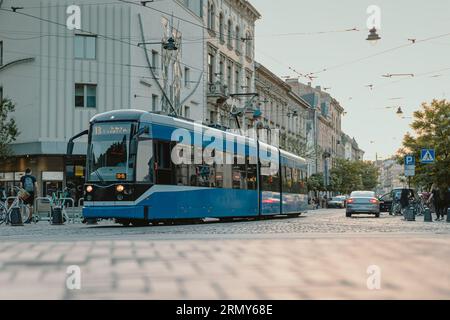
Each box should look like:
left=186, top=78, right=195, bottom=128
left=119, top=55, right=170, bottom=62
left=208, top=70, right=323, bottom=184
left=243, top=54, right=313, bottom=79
left=137, top=36, right=179, bottom=51
left=396, top=106, right=404, bottom=116
left=366, top=27, right=381, bottom=45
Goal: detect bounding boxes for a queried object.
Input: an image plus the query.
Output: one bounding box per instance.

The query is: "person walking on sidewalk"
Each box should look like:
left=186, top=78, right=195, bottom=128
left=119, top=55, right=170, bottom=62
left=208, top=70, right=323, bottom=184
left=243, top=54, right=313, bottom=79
left=19, top=168, right=37, bottom=224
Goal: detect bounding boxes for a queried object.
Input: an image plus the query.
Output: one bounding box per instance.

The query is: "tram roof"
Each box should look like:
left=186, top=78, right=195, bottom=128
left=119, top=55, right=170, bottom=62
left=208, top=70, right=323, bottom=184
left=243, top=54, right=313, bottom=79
left=90, top=109, right=307, bottom=165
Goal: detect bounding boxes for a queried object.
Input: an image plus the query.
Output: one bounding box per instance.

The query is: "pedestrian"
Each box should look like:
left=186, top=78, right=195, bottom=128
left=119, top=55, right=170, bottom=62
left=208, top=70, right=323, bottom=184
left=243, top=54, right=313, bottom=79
left=19, top=168, right=37, bottom=224
left=429, top=188, right=442, bottom=221
left=399, top=188, right=410, bottom=216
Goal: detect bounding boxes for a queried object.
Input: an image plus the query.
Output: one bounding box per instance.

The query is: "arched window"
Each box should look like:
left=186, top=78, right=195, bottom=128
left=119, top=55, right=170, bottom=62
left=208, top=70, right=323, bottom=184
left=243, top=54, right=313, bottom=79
left=208, top=2, right=215, bottom=31
left=235, top=26, right=240, bottom=52
left=219, top=13, right=224, bottom=41
left=227, top=19, right=233, bottom=48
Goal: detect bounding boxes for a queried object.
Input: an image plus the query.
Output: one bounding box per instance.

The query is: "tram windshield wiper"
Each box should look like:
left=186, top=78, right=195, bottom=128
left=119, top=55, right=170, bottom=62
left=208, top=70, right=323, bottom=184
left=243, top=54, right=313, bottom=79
left=93, top=169, right=105, bottom=183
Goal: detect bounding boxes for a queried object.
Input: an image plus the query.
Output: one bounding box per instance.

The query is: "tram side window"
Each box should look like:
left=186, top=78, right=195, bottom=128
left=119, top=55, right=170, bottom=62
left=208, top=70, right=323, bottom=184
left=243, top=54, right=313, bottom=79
left=232, top=154, right=247, bottom=190
left=282, top=165, right=293, bottom=194
left=247, top=156, right=257, bottom=190
left=299, top=169, right=308, bottom=194
left=214, top=151, right=224, bottom=188
left=261, top=159, right=280, bottom=192
left=154, top=140, right=175, bottom=185
left=136, top=138, right=154, bottom=183
left=291, top=167, right=300, bottom=194
left=174, top=144, right=192, bottom=186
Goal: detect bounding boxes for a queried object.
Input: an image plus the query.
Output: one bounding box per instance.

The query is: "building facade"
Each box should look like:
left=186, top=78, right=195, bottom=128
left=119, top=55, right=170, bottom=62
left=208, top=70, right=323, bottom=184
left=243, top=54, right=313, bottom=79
left=254, top=62, right=309, bottom=153
left=286, top=80, right=346, bottom=181
left=375, top=158, right=406, bottom=195
left=0, top=0, right=205, bottom=199
left=203, top=0, right=260, bottom=129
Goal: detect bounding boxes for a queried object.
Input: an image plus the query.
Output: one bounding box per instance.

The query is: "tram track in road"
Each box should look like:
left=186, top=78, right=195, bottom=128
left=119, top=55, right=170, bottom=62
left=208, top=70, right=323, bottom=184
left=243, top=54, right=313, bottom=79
left=1, top=209, right=449, bottom=242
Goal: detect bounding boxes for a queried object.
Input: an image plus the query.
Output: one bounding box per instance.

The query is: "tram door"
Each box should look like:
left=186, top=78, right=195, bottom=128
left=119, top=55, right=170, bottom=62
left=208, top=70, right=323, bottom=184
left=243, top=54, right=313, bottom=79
left=154, top=141, right=175, bottom=185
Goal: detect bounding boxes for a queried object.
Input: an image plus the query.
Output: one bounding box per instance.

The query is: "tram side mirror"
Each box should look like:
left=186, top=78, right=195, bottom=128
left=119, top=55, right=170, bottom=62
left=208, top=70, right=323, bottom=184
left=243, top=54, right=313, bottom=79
left=130, top=126, right=149, bottom=155
left=67, top=130, right=88, bottom=156
left=67, top=141, right=74, bottom=156
left=135, top=126, right=150, bottom=137
left=130, top=139, right=138, bottom=155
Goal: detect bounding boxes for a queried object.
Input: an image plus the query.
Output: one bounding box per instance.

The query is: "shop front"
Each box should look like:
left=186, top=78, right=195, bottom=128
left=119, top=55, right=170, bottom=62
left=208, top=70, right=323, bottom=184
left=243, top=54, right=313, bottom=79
left=0, top=155, right=86, bottom=206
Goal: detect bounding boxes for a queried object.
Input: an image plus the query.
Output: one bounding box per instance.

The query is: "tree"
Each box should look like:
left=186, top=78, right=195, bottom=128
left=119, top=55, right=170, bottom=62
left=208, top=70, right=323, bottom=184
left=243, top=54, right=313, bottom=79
left=0, top=98, right=19, bottom=159
left=397, top=99, right=450, bottom=190
left=329, top=159, right=379, bottom=194
left=307, top=173, right=325, bottom=192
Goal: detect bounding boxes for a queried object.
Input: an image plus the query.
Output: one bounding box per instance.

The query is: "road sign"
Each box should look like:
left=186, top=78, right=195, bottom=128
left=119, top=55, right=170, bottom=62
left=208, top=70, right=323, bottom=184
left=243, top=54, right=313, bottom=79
left=404, top=155, right=415, bottom=166
left=420, top=149, right=435, bottom=164
left=404, top=166, right=415, bottom=177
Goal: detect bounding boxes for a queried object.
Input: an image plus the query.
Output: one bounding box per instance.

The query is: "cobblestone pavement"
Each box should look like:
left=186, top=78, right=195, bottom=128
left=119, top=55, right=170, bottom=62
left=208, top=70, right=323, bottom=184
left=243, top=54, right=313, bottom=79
left=0, top=209, right=449, bottom=299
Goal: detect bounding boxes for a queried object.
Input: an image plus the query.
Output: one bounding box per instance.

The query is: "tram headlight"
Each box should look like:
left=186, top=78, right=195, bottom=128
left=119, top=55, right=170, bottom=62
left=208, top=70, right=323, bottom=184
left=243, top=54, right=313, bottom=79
left=117, top=194, right=124, bottom=201
left=86, top=185, right=93, bottom=193
left=116, top=185, right=125, bottom=193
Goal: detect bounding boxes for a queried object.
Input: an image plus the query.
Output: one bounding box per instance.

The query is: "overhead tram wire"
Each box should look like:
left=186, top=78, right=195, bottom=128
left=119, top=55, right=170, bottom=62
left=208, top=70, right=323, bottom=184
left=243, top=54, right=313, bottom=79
left=0, top=7, right=204, bottom=73
left=305, top=30, right=450, bottom=78
left=1, top=1, right=360, bottom=83
left=117, top=0, right=359, bottom=44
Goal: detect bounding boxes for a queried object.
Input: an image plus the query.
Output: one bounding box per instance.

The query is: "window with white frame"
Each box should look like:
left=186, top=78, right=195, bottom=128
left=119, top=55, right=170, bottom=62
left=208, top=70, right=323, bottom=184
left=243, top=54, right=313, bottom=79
left=207, top=2, right=215, bottom=31
left=245, top=32, right=252, bottom=57
left=235, top=26, right=240, bottom=52
left=219, top=13, right=224, bottom=41
left=74, top=35, right=96, bottom=59
left=152, top=94, right=159, bottom=112
left=208, top=53, right=215, bottom=84
left=227, top=20, right=233, bottom=48
left=0, top=41, right=3, bottom=66
left=151, top=50, right=159, bottom=74
left=184, top=67, right=190, bottom=87
left=184, top=105, right=191, bottom=118
left=75, top=84, right=97, bottom=108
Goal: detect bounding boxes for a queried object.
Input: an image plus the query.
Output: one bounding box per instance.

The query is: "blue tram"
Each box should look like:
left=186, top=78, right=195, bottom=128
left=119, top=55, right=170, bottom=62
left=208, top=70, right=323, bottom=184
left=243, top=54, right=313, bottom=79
left=67, top=109, right=308, bottom=226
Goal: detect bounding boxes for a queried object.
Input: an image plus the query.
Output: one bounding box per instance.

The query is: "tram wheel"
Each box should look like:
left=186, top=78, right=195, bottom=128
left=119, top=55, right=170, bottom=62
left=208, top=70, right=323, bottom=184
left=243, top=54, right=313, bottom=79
left=116, top=219, right=131, bottom=226
left=287, top=213, right=300, bottom=218
left=131, top=219, right=149, bottom=227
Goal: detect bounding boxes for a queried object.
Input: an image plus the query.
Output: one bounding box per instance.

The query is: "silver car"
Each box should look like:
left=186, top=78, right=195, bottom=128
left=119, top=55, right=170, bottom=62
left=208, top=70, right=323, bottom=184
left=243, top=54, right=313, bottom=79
left=346, top=191, right=380, bottom=218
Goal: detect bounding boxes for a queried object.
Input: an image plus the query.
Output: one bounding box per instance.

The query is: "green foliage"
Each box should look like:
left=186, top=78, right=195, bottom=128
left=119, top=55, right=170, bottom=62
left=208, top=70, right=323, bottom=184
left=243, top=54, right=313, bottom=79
left=397, top=99, right=450, bottom=190
left=307, top=173, right=325, bottom=191
left=0, top=98, right=20, bottom=159
left=329, top=159, right=379, bottom=194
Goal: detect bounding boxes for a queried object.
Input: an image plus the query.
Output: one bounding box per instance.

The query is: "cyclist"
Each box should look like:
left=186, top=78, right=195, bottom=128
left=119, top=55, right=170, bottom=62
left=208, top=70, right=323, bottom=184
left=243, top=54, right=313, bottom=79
left=19, top=168, right=37, bottom=224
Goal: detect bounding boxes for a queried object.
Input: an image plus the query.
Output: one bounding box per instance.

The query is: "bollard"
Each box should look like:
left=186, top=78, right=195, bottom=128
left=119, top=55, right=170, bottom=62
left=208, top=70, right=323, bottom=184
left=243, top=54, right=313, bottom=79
left=405, top=206, right=415, bottom=221
left=423, top=207, right=432, bottom=222
left=51, top=207, right=64, bottom=225
left=447, top=208, right=450, bottom=223
left=10, top=207, right=23, bottom=226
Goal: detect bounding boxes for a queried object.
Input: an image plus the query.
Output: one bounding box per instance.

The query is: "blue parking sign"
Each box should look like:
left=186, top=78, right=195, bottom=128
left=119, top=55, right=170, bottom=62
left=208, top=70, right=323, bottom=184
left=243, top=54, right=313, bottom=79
left=404, top=155, right=415, bottom=166
left=420, top=149, right=435, bottom=164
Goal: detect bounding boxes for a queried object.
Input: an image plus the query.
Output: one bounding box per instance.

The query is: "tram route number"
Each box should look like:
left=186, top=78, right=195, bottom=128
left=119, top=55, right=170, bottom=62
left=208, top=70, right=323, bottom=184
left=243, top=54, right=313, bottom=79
left=176, top=304, right=273, bottom=317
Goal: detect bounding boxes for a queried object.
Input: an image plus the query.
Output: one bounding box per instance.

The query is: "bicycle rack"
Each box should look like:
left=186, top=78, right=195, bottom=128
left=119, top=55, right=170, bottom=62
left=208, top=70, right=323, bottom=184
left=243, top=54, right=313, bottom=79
left=58, top=198, right=83, bottom=223
left=34, top=197, right=53, bottom=223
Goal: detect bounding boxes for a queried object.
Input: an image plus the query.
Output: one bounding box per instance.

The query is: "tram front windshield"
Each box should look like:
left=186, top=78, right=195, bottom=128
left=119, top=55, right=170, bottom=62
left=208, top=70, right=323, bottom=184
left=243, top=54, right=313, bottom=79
left=88, top=122, right=135, bottom=182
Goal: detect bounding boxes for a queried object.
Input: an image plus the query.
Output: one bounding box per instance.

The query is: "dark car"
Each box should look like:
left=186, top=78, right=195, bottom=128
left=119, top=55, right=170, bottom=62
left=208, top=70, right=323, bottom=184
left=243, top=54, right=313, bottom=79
left=378, top=188, right=417, bottom=213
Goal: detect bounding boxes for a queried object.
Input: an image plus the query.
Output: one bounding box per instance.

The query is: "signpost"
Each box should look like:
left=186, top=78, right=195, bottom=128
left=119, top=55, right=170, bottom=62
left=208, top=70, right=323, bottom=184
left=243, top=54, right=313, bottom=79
left=404, top=155, right=415, bottom=188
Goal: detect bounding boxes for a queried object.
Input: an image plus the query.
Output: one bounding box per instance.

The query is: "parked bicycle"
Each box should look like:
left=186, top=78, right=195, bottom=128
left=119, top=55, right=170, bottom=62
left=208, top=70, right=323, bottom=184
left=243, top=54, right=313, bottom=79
left=0, top=187, right=30, bottom=225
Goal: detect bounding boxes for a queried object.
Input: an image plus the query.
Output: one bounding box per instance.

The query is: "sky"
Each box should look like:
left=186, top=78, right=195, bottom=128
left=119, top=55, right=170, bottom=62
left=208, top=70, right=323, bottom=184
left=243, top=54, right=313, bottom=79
left=253, top=0, right=450, bottom=161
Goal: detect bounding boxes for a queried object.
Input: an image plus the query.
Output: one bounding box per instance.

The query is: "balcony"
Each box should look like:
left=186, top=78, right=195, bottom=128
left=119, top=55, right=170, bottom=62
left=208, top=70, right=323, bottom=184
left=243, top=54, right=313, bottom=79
left=207, top=81, right=229, bottom=103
